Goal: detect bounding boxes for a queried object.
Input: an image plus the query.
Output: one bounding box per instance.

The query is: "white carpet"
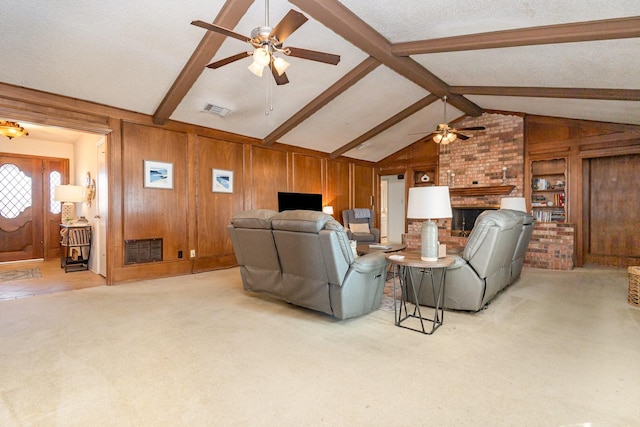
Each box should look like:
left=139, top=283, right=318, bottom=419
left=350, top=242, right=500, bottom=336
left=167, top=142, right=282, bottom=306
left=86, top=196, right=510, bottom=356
left=0, top=266, right=638, bottom=426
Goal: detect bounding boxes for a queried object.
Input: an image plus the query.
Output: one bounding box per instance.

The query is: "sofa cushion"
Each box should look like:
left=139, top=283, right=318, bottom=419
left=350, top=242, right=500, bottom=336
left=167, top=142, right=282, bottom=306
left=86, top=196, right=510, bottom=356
left=272, top=210, right=333, bottom=233
left=231, top=209, right=277, bottom=229
left=350, top=223, right=370, bottom=234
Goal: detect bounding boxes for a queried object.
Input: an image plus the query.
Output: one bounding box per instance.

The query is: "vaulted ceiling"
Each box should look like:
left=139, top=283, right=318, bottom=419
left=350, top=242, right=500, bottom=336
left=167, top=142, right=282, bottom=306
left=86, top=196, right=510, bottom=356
left=2, top=0, right=639, bottom=161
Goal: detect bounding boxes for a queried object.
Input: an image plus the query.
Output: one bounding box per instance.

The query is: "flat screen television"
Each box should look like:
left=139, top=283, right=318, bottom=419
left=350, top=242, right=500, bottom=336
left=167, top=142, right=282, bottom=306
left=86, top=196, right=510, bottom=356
left=277, top=192, right=323, bottom=212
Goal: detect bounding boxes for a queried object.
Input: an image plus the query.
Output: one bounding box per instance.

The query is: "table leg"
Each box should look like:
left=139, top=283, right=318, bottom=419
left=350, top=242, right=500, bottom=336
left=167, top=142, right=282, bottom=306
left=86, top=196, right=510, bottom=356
left=393, top=266, right=446, bottom=335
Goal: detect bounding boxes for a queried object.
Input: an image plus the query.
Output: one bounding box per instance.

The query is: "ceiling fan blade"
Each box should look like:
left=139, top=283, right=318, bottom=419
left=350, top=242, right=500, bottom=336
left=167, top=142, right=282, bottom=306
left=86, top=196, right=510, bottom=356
left=458, top=126, right=486, bottom=131
left=271, top=66, right=289, bottom=86
left=206, top=52, right=251, bottom=69
left=456, top=133, right=470, bottom=140
left=270, top=9, right=308, bottom=44
left=191, top=20, right=249, bottom=43
left=286, top=47, right=340, bottom=65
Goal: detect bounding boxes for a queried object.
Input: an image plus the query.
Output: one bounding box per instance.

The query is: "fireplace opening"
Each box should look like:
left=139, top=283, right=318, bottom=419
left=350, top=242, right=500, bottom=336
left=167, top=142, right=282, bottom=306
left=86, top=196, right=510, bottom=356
left=451, top=206, right=498, bottom=237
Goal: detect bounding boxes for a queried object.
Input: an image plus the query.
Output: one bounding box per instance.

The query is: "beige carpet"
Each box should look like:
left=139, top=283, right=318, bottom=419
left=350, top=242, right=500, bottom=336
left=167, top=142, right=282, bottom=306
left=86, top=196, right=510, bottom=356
left=0, top=266, right=639, bottom=426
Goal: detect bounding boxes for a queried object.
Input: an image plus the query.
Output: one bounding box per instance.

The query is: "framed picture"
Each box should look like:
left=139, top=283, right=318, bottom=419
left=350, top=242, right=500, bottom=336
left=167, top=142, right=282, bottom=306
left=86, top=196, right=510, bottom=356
left=144, top=160, right=173, bottom=189
left=212, top=169, right=233, bottom=193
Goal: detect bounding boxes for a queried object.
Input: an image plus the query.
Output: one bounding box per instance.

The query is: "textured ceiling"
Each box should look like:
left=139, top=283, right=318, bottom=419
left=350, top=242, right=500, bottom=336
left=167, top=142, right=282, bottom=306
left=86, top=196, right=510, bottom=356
left=2, top=0, right=639, bottom=161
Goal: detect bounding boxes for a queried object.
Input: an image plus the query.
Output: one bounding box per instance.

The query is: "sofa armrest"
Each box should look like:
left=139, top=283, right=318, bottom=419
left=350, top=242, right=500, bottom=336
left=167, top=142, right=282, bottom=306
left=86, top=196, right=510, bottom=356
left=447, top=254, right=467, bottom=270
left=351, top=252, right=386, bottom=273
left=371, top=228, right=380, bottom=243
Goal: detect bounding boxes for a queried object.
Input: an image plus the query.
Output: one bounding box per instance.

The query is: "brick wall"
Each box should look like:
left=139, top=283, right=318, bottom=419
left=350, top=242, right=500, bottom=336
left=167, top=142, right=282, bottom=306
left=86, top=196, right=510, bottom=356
left=404, top=112, right=524, bottom=252
left=525, top=223, right=575, bottom=270
left=440, top=112, right=525, bottom=205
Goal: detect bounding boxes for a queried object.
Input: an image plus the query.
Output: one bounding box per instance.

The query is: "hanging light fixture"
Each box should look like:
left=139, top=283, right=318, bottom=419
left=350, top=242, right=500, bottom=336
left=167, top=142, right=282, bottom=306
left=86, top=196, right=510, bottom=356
left=0, top=120, right=29, bottom=140
left=433, top=96, right=457, bottom=145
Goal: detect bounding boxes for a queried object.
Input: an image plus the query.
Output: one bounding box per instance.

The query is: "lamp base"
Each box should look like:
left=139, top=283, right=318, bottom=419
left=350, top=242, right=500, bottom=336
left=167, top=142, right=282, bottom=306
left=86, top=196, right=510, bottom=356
left=61, top=202, right=76, bottom=224
left=420, top=219, right=439, bottom=262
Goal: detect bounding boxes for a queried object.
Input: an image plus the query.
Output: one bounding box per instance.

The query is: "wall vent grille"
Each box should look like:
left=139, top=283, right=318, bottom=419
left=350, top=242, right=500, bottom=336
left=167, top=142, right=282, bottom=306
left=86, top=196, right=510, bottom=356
left=124, top=238, right=163, bottom=264
left=202, top=103, right=232, bottom=117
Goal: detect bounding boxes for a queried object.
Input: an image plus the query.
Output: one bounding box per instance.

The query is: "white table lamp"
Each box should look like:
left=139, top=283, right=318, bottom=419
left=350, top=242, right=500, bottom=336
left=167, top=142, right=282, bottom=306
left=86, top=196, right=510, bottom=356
left=500, top=197, right=527, bottom=212
left=54, top=185, right=84, bottom=223
left=322, top=205, right=334, bottom=216
left=407, top=186, right=452, bottom=261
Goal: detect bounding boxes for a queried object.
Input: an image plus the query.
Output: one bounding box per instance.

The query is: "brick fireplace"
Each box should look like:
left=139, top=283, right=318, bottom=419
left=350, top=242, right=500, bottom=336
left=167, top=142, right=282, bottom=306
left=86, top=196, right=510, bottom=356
left=402, top=112, right=575, bottom=269
left=404, top=112, right=524, bottom=252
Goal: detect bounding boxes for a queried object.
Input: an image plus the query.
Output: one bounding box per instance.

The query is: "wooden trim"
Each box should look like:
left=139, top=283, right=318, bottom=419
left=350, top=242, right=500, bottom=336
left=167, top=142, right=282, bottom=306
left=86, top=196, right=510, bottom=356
left=289, top=0, right=482, bottom=117
left=450, top=86, right=640, bottom=101
left=391, top=16, right=640, bottom=55
left=449, top=185, right=515, bottom=197
left=152, top=0, right=253, bottom=125
left=330, top=94, right=439, bottom=159
left=262, top=56, right=381, bottom=146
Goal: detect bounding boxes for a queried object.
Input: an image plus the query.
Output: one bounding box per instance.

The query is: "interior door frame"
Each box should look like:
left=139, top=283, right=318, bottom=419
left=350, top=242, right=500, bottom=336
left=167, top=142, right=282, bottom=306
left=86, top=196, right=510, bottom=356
left=0, top=153, right=69, bottom=262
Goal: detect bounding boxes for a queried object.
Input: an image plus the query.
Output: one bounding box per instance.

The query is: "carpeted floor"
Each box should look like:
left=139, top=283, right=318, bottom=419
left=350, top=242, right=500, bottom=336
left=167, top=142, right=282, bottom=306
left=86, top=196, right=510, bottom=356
left=0, top=266, right=638, bottom=426
left=0, top=268, right=41, bottom=281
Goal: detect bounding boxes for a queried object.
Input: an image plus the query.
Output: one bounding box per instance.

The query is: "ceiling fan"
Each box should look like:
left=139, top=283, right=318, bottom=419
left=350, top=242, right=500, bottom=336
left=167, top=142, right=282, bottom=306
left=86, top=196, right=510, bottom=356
left=431, top=96, right=485, bottom=144
left=191, top=0, right=340, bottom=85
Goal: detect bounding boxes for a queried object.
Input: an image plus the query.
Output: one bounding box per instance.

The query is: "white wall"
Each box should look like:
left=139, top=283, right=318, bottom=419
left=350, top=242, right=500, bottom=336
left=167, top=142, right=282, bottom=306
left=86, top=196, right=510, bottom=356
left=1, top=137, right=75, bottom=174
left=381, top=174, right=405, bottom=243
left=73, top=134, right=104, bottom=273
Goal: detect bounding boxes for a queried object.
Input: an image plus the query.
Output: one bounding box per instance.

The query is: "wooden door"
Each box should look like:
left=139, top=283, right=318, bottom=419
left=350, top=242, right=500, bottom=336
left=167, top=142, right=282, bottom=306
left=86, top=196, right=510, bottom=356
left=353, top=164, right=375, bottom=209
left=43, top=159, right=68, bottom=260
left=0, top=154, right=68, bottom=262
left=583, top=154, right=640, bottom=267
left=0, top=155, right=44, bottom=261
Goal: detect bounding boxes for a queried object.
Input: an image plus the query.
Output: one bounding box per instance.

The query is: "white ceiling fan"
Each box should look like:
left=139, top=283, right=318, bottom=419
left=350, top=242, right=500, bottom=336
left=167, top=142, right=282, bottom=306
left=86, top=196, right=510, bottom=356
left=432, top=96, right=485, bottom=145
left=191, top=0, right=340, bottom=86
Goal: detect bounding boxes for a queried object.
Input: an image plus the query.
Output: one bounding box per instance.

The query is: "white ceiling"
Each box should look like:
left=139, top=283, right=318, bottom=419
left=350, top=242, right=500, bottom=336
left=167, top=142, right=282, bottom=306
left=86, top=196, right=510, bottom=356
left=2, top=0, right=639, bottom=161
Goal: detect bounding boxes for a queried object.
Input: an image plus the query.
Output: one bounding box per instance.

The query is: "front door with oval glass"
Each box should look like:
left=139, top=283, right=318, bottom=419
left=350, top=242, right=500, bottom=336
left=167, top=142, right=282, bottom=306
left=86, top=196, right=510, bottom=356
left=0, top=154, right=68, bottom=262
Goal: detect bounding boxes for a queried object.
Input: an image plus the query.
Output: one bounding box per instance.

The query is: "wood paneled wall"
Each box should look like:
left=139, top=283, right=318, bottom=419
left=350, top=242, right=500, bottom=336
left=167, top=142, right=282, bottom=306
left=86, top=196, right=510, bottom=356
left=525, top=115, right=640, bottom=267
left=0, top=83, right=377, bottom=285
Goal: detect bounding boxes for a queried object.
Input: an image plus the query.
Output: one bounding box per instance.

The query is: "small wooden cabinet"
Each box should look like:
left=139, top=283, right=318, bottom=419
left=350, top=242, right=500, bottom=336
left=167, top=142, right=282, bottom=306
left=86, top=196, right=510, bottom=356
left=531, top=158, right=566, bottom=222
left=413, top=169, right=436, bottom=186
left=60, top=224, right=92, bottom=272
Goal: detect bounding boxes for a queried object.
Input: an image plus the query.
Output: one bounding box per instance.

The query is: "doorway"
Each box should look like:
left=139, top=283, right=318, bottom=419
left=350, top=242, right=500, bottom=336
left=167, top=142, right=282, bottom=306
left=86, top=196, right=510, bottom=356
left=582, top=153, right=640, bottom=267
left=380, top=174, right=405, bottom=243
left=0, top=154, right=68, bottom=262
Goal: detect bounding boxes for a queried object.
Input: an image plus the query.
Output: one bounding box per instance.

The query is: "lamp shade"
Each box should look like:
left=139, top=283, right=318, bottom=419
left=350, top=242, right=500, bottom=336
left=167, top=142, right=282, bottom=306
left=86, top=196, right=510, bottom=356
left=407, top=186, right=453, bottom=219
left=500, top=197, right=527, bottom=212
left=322, top=205, right=334, bottom=215
left=54, top=185, right=84, bottom=203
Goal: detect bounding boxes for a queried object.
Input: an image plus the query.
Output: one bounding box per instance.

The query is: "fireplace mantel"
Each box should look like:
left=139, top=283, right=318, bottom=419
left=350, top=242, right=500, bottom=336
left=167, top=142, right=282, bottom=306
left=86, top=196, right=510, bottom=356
left=449, top=185, right=515, bottom=197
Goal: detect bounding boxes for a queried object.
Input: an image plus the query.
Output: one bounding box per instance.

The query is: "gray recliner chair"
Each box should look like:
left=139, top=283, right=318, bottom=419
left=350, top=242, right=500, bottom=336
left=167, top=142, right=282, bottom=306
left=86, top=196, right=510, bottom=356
left=408, top=209, right=532, bottom=312
left=342, top=208, right=380, bottom=243
left=228, top=209, right=388, bottom=319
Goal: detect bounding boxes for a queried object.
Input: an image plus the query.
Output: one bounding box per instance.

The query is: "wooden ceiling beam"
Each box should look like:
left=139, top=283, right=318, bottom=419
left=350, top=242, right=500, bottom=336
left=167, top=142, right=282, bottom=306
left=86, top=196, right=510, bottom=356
left=451, top=86, right=640, bottom=101
left=289, top=0, right=482, bottom=117
left=152, top=0, right=253, bottom=125
left=391, top=16, right=640, bottom=55
left=330, top=94, right=440, bottom=159
left=262, top=57, right=381, bottom=146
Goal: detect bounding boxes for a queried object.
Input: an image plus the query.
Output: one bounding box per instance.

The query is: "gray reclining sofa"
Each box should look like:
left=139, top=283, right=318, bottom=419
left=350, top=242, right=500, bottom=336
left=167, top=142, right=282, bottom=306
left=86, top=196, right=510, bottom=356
left=408, top=209, right=534, bottom=312
left=227, top=209, right=388, bottom=319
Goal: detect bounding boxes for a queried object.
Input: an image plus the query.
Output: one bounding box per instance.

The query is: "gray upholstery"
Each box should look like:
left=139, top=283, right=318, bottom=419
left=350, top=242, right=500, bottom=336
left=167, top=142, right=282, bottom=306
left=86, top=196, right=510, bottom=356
left=408, top=209, right=533, bottom=312
left=228, top=209, right=387, bottom=319
left=505, top=210, right=534, bottom=283
left=341, top=209, right=380, bottom=243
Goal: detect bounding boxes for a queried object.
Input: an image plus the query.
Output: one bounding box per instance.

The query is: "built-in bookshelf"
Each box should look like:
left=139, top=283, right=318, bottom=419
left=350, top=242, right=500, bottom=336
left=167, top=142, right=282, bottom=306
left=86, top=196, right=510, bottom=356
left=531, top=158, right=566, bottom=222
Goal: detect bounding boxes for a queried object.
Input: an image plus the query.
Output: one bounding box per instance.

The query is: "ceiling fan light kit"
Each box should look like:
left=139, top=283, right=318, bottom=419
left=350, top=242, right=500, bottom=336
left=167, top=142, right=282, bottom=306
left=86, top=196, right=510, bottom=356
left=192, top=0, right=339, bottom=86
left=431, top=96, right=484, bottom=145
